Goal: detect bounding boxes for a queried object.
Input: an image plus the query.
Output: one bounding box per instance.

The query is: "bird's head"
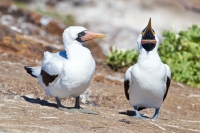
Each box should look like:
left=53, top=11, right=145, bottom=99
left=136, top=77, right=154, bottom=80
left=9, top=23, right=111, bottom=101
left=137, top=18, right=159, bottom=52
left=62, top=26, right=106, bottom=46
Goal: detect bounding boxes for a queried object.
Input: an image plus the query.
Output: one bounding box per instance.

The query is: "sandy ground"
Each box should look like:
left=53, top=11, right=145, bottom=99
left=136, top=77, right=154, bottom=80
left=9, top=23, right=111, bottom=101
left=0, top=52, right=200, bottom=133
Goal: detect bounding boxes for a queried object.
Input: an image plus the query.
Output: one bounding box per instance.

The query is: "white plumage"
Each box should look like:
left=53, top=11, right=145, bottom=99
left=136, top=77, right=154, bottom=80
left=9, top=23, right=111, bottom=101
left=124, top=18, right=171, bottom=119
left=25, top=26, right=105, bottom=112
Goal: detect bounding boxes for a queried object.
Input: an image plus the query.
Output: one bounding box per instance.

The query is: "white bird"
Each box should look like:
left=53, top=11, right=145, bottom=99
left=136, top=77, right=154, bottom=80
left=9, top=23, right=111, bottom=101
left=24, top=26, right=105, bottom=113
left=124, top=18, right=171, bottom=119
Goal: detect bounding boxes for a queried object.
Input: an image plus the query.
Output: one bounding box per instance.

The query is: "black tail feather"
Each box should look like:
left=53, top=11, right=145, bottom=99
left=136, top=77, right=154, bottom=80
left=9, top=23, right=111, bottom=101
left=24, top=66, right=37, bottom=78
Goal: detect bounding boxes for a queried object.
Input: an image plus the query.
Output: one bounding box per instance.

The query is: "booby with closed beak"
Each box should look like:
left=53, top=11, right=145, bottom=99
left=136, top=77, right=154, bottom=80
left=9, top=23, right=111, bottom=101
left=124, top=18, right=171, bottom=119
left=24, top=26, right=105, bottom=113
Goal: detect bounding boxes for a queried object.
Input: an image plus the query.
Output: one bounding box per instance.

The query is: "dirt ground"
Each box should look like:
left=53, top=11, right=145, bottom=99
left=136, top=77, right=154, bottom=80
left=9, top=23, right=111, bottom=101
left=0, top=52, right=200, bottom=133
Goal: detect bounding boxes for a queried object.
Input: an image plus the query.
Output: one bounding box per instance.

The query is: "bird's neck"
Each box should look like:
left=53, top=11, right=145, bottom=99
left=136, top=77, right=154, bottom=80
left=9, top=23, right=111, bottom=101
left=137, top=49, right=162, bottom=71
left=138, top=48, right=160, bottom=62
left=64, top=42, right=91, bottom=59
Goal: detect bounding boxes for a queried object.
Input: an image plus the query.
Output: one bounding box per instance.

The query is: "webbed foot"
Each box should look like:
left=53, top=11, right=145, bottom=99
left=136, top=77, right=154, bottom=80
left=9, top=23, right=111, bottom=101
left=58, top=106, right=98, bottom=114
left=131, top=106, right=149, bottom=120
left=56, top=97, right=98, bottom=114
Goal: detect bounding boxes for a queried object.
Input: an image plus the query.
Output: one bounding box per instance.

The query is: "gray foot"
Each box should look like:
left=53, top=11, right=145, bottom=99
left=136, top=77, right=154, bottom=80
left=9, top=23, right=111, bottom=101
left=58, top=106, right=98, bottom=114
left=131, top=115, right=147, bottom=119
left=131, top=114, right=150, bottom=119
left=131, top=106, right=149, bottom=119
left=56, top=97, right=98, bottom=114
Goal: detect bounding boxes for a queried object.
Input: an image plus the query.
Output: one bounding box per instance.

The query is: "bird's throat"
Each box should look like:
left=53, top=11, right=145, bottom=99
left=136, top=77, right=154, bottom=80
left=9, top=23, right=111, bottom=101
left=141, top=42, right=156, bottom=51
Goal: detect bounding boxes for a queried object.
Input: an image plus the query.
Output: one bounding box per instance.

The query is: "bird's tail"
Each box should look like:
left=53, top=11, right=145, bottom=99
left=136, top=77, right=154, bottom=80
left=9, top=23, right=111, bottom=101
left=24, top=66, right=41, bottom=78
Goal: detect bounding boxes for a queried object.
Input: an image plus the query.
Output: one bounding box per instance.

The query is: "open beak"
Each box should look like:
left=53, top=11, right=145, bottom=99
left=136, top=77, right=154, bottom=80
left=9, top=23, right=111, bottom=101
left=142, top=18, right=156, bottom=45
left=146, top=18, right=152, bottom=32
left=81, top=31, right=106, bottom=42
left=141, top=18, right=157, bottom=51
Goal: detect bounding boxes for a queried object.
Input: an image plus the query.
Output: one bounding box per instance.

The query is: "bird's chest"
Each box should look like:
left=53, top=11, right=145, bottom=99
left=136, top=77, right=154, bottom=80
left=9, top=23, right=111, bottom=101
left=130, top=63, right=166, bottom=107
left=61, top=55, right=95, bottom=88
left=132, top=62, right=166, bottom=93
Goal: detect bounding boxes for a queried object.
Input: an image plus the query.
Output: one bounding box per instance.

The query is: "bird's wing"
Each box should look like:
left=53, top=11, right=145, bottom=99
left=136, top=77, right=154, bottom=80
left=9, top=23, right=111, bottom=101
left=163, top=64, right=171, bottom=101
left=24, top=66, right=41, bottom=78
left=124, top=65, right=146, bottom=111
left=41, top=51, right=64, bottom=87
left=124, top=66, right=132, bottom=100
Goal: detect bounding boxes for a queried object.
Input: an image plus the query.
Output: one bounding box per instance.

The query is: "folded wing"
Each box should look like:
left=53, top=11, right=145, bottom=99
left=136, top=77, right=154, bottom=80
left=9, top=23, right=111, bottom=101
left=41, top=51, right=64, bottom=87
left=163, top=64, right=171, bottom=101
left=124, top=66, right=132, bottom=100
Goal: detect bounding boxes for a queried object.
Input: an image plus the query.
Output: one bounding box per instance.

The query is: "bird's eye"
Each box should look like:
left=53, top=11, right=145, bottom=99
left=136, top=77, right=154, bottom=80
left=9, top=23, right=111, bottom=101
left=78, top=33, right=82, bottom=37
left=152, top=29, right=155, bottom=35
left=141, top=28, right=146, bottom=35
left=142, top=31, right=145, bottom=35
left=78, top=31, right=86, bottom=37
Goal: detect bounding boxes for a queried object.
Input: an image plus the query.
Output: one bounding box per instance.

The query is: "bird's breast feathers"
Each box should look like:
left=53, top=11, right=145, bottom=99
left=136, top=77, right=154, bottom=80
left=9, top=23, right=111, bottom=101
left=60, top=56, right=95, bottom=88
left=131, top=62, right=166, bottom=91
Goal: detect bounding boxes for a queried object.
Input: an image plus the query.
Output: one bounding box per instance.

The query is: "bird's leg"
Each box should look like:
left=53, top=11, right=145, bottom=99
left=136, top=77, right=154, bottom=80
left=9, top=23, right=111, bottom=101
left=131, top=106, right=143, bottom=119
left=74, top=96, right=98, bottom=114
left=74, top=96, right=81, bottom=109
left=131, top=106, right=149, bottom=119
left=55, top=97, right=64, bottom=108
left=56, top=96, right=98, bottom=114
left=55, top=97, right=80, bottom=112
left=152, top=108, right=160, bottom=119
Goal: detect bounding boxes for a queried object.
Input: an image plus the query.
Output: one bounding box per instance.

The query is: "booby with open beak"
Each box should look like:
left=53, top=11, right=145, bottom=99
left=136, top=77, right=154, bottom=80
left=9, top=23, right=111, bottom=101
left=24, top=26, right=105, bottom=113
left=124, top=18, right=171, bottom=119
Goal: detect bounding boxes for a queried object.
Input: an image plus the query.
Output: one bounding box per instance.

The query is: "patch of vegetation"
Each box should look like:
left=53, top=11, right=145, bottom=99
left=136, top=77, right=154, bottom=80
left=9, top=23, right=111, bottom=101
left=13, top=1, right=75, bottom=26
left=36, top=9, right=75, bottom=26
left=159, top=25, right=200, bottom=88
left=106, top=25, right=200, bottom=88
left=12, top=0, right=27, bottom=9
left=105, top=46, right=138, bottom=71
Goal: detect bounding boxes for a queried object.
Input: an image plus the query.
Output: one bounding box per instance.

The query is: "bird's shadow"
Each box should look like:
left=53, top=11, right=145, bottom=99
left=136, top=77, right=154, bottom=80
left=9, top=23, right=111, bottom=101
left=119, top=110, right=136, bottom=116
left=22, top=96, right=57, bottom=108
left=119, top=110, right=150, bottom=119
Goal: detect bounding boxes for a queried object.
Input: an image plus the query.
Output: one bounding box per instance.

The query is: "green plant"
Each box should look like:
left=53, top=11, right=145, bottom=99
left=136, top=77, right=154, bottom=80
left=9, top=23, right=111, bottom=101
left=158, top=25, right=200, bottom=88
left=36, top=9, right=75, bottom=26
left=13, top=1, right=75, bottom=26
left=106, top=46, right=138, bottom=71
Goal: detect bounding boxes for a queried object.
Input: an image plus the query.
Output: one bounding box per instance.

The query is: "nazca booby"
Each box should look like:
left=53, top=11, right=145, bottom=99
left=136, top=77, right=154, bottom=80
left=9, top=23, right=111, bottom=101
left=24, top=26, right=105, bottom=113
left=124, top=18, right=171, bottom=119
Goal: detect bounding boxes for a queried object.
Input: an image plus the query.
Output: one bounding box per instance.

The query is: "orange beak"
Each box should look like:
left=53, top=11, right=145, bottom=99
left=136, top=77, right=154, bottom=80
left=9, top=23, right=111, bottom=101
left=81, top=31, right=106, bottom=42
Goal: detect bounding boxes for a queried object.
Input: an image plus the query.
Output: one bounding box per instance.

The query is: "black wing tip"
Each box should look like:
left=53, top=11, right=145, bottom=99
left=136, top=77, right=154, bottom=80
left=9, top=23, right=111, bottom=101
left=24, top=66, right=37, bottom=78
left=163, top=76, right=171, bottom=101
left=124, top=80, right=130, bottom=100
